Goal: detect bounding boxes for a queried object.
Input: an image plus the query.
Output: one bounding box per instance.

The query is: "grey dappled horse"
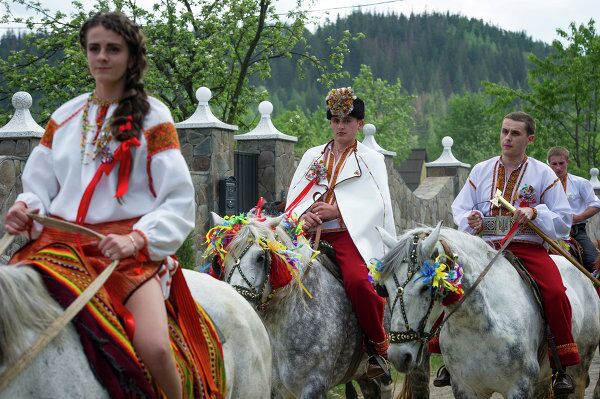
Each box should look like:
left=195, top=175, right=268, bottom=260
left=0, top=267, right=271, bottom=398
left=211, top=212, right=401, bottom=398
left=376, top=223, right=600, bottom=399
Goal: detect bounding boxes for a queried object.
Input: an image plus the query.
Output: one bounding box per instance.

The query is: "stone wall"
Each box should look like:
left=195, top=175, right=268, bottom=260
left=386, top=157, right=469, bottom=232
left=178, top=126, right=234, bottom=239
left=0, top=156, right=29, bottom=257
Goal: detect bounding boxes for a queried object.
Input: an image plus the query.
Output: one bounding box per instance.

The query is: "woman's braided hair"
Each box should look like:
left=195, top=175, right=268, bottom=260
left=79, top=11, right=150, bottom=141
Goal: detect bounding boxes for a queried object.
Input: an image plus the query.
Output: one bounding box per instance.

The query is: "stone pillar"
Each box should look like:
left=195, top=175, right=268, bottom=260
left=0, top=91, right=45, bottom=256
left=235, top=101, right=297, bottom=203
left=424, top=136, right=471, bottom=196
left=175, top=87, right=238, bottom=241
left=0, top=91, right=44, bottom=157
left=363, top=123, right=396, bottom=169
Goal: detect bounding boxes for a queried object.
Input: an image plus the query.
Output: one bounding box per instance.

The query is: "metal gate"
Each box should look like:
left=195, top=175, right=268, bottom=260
left=234, top=151, right=258, bottom=214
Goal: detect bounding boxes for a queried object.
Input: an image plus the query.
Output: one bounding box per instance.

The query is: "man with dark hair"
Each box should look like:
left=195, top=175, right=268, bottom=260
left=547, top=146, right=600, bottom=271
left=434, top=111, right=578, bottom=394
left=285, top=87, right=396, bottom=379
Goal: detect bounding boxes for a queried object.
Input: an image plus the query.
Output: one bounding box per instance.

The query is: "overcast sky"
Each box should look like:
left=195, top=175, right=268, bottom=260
left=2, top=0, right=599, bottom=43
left=275, top=0, right=600, bottom=43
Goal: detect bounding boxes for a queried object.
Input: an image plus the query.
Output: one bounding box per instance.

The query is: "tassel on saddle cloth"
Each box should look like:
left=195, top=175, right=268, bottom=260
left=17, top=243, right=225, bottom=399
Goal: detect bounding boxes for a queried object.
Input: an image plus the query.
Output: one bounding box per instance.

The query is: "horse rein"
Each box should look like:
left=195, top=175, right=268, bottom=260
left=225, top=241, right=273, bottom=305
left=387, top=227, right=519, bottom=347
left=223, top=237, right=315, bottom=312
left=387, top=234, right=441, bottom=345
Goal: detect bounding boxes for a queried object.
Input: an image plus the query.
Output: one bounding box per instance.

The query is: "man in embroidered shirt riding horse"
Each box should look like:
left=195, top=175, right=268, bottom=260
left=285, top=87, right=396, bottom=379
left=547, top=146, right=600, bottom=272
left=435, top=112, right=578, bottom=394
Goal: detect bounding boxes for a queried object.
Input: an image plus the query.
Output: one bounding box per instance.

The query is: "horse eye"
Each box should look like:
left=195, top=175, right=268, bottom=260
left=256, top=253, right=265, bottom=263
left=420, top=284, right=430, bottom=294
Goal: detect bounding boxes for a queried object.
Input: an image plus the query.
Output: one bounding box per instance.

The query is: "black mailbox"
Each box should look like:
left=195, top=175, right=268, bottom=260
left=219, top=176, right=237, bottom=216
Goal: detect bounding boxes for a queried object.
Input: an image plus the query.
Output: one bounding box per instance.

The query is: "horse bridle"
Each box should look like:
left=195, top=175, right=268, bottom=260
left=225, top=241, right=273, bottom=305
left=387, top=234, right=439, bottom=345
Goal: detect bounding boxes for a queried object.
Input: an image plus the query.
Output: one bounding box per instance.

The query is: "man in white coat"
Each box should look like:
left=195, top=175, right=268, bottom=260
left=285, top=87, right=396, bottom=378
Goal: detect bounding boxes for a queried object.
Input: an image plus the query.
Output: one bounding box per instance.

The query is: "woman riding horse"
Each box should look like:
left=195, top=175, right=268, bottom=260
left=5, top=12, right=197, bottom=399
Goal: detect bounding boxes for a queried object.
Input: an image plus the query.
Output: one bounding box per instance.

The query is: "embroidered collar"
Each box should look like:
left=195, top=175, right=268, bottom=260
left=499, top=154, right=528, bottom=168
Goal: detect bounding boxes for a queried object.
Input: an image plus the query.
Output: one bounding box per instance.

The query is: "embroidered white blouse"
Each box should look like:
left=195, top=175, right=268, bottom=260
left=452, top=155, right=571, bottom=244
left=16, top=93, right=195, bottom=261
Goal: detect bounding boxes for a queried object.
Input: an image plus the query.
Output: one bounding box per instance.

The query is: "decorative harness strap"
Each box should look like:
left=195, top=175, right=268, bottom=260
left=388, top=223, right=520, bottom=346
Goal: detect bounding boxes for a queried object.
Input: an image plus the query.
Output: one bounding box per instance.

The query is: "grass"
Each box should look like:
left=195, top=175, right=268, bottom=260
left=326, top=354, right=444, bottom=398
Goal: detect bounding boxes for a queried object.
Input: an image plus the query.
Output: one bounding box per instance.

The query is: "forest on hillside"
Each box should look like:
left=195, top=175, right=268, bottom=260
left=262, top=12, right=551, bottom=111
left=1, top=8, right=597, bottom=175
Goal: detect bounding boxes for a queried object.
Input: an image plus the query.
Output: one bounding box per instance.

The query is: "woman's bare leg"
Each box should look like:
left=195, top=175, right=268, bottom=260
left=126, top=278, right=182, bottom=399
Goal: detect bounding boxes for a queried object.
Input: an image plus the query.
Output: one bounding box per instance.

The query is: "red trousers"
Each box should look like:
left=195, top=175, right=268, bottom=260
left=320, top=230, right=388, bottom=354
left=429, top=242, right=579, bottom=367
left=509, top=242, right=579, bottom=366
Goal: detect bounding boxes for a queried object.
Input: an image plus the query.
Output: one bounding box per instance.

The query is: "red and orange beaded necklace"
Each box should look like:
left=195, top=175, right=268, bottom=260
left=80, top=92, right=120, bottom=164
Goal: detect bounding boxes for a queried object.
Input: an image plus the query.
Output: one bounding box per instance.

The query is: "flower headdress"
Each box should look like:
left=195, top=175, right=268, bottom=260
left=367, top=254, right=464, bottom=306
left=326, top=87, right=357, bottom=118
left=203, top=212, right=313, bottom=297
left=203, top=213, right=250, bottom=263
left=419, top=254, right=464, bottom=304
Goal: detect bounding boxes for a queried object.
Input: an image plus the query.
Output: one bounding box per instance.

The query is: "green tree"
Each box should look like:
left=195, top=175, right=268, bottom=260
left=484, top=20, right=600, bottom=176
left=352, top=64, right=415, bottom=161
left=0, top=0, right=355, bottom=127
left=428, top=91, right=502, bottom=166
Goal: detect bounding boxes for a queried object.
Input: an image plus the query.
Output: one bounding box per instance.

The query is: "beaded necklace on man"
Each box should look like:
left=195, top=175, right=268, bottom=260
left=80, top=92, right=120, bottom=164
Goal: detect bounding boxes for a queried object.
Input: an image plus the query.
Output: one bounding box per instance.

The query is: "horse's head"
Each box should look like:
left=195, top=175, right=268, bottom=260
left=374, top=222, right=464, bottom=373
left=208, top=212, right=311, bottom=310
left=208, top=212, right=281, bottom=307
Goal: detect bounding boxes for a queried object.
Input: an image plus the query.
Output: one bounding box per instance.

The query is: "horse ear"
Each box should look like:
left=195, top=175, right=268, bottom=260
left=266, top=215, right=284, bottom=229
left=376, top=226, right=398, bottom=250
left=211, top=212, right=226, bottom=226
left=420, top=221, right=443, bottom=258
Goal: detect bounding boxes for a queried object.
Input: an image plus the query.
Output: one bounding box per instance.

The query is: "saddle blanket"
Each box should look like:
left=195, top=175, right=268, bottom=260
left=19, top=243, right=225, bottom=399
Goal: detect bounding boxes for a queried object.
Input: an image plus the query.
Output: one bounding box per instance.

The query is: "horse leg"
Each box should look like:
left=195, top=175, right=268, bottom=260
left=345, top=382, right=359, bottom=399
left=567, top=362, right=592, bottom=398
left=354, top=374, right=397, bottom=399
left=298, top=379, right=327, bottom=399
left=397, top=352, right=431, bottom=399
left=505, top=379, right=535, bottom=399
left=451, top=384, right=488, bottom=399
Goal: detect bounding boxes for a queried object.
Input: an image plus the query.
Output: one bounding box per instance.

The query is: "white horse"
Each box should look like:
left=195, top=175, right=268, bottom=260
left=210, top=212, right=392, bottom=399
left=0, top=267, right=271, bottom=398
left=376, top=223, right=600, bottom=399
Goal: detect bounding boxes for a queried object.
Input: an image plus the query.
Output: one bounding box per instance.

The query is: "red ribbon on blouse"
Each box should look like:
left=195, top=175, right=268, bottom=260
left=76, top=137, right=141, bottom=224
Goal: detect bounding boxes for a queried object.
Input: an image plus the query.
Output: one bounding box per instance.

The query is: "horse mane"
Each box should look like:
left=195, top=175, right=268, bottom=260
left=0, top=266, right=62, bottom=365
left=380, top=226, right=497, bottom=282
